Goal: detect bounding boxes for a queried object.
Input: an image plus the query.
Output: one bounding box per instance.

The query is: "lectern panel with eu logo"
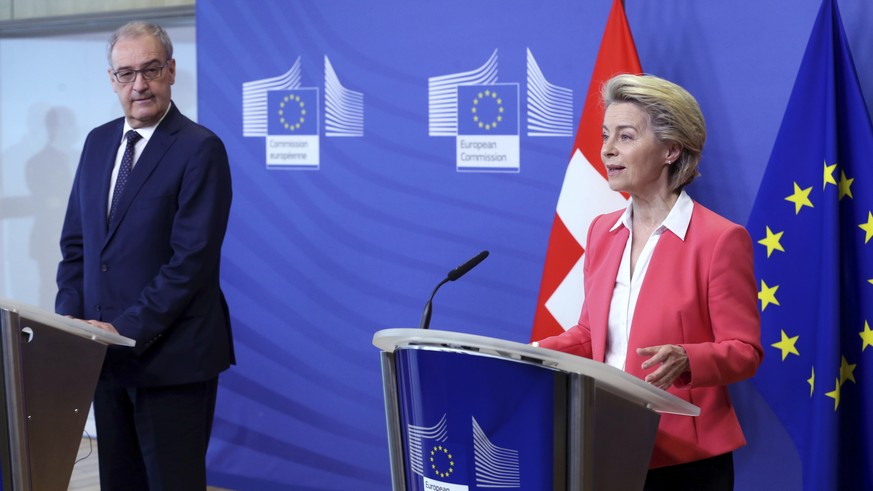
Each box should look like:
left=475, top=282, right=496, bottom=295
left=375, top=329, right=700, bottom=491
left=395, top=347, right=565, bottom=490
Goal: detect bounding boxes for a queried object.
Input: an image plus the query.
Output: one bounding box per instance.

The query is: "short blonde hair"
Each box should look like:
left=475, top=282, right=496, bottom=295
left=602, top=74, right=706, bottom=191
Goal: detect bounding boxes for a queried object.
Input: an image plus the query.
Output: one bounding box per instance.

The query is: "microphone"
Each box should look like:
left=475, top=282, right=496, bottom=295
left=419, top=250, right=489, bottom=330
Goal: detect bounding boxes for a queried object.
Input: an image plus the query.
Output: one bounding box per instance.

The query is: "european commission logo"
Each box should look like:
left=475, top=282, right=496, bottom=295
left=406, top=414, right=521, bottom=490
left=268, top=90, right=318, bottom=135
left=242, top=56, right=364, bottom=170
left=456, top=84, right=520, bottom=172
left=458, top=86, right=517, bottom=135
left=428, top=48, right=574, bottom=173
left=266, top=89, right=319, bottom=169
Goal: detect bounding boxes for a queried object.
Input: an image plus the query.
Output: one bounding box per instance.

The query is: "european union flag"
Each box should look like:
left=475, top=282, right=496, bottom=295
left=267, top=88, right=319, bottom=135
left=747, top=0, right=873, bottom=489
left=457, top=84, right=519, bottom=136
left=422, top=437, right=469, bottom=486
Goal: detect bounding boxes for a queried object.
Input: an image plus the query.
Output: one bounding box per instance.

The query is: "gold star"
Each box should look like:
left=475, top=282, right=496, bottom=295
left=838, top=170, right=854, bottom=200
left=860, top=320, right=873, bottom=351
left=825, top=377, right=841, bottom=411
left=807, top=366, right=815, bottom=397
left=772, top=329, right=799, bottom=361
left=758, top=226, right=785, bottom=258
left=758, top=280, right=780, bottom=311
left=823, top=161, right=837, bottom=189
left=839, top=356, right=856, bottom=386
left=859, top=211, right=873, bottom=244
left=785, top=182, right=814, bottom=214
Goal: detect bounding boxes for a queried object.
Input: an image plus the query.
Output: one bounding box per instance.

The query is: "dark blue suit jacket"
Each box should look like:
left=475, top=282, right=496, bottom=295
left=56, top=103, right=234, bottom=387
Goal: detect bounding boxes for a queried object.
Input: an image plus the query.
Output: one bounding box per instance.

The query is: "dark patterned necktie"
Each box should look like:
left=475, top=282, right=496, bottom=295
left=108, top=130, right=142, bottom=224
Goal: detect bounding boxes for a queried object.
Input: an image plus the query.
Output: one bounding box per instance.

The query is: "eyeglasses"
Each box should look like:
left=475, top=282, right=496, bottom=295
left=112, top=64, right=167, bottom=84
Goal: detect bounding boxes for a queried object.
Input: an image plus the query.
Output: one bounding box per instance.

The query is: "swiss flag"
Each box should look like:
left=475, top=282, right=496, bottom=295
left=531, top=0, right=642, bottom=341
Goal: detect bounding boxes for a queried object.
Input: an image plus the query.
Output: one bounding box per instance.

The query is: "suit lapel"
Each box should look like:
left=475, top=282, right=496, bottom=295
left=627, top=231, right=682, bottom=353
left=589, top=224, right=628, bottom=362
left=625, top=205, right=697, bottom=369
left=105, top=105, right=180, bottom=243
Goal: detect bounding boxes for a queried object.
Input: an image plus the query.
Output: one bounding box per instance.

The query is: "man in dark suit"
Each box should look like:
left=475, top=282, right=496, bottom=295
left=55, top=21, right=234, bottom=490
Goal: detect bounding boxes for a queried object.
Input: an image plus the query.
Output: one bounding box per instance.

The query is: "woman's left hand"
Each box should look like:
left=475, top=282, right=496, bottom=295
left=637, top=344, right=690, bottom=390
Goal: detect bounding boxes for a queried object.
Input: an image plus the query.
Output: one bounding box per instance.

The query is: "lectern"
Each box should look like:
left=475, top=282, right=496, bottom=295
left=0, top=298, right=135, bottom=491
left=373, top=329, right=699, bottom=491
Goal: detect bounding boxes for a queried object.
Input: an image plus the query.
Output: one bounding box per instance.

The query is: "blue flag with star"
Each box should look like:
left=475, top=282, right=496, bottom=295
left=267, top=88, right=319, bottom=135
left=457, top=84, right=519, bottom=136
left=747, top=0, right=873, bottom=489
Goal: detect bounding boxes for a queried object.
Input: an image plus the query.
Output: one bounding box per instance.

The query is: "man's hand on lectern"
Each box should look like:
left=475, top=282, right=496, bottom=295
left=86, top=319, right=120, bottom=335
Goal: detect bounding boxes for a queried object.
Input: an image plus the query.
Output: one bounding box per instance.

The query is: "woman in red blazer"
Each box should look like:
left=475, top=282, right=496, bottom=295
left=536, top=74, right=763, bottom=491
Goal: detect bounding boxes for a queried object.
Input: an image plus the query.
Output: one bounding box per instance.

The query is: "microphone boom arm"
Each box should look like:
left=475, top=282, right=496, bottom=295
left=419, top=250, right=489, bottom=330
left=419, top=277, right=449, bottom=330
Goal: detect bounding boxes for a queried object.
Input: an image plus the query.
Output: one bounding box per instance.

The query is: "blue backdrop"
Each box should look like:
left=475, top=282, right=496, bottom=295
left=196, top=1, right=873, bottom=489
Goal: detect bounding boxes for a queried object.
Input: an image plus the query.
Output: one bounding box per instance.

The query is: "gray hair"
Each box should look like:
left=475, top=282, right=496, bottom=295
left=602, top=74, right=706, bottom=191
left=106, top=21, right=174, bottom=67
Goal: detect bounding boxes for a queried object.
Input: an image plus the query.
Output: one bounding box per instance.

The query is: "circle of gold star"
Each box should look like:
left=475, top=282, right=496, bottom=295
left=470, top=89, right=504, bottom=131
left=278, top=94, right=306, bottom=131
left=429, top=444, right=455, bottom=478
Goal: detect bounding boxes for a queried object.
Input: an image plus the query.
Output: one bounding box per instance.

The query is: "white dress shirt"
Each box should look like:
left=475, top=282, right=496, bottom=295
left=604, top=190, right=694, bottom=370
left=107, top=106, right=171, bottom=215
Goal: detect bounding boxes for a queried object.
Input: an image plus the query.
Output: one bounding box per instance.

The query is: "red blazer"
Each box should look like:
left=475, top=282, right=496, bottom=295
left=538, top=201, right=763, bottom=468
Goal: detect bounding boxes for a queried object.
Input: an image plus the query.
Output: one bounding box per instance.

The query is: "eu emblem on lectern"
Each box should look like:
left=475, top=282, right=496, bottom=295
left=406, top=413, right=521, bottom=490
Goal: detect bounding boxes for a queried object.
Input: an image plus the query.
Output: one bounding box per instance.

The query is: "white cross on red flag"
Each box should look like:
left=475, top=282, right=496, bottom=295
left=531, top=0, right=642, bottom=341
